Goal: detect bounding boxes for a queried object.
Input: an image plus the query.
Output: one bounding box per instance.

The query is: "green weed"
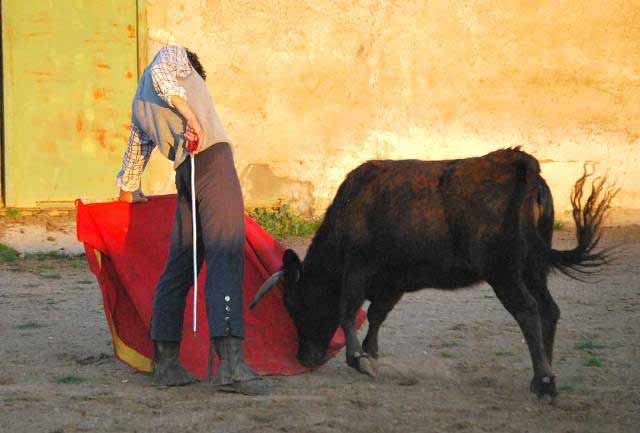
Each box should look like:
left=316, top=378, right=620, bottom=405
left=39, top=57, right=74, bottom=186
left=576, top=339, right=606, bottom=352
left=54, top=375, right=86, bottom=384
left=558, top=383, right=581, bottom=393
left=70, top=257, right=86, bottom=269
left=249, top=203, right=321, bottom=238
left=76, top=279, right=94, bottom=285
left=2, top=395, right=43, bottom=404
left=23, top=251, right=84, bottom=261
left=436, top=341, right=460, bottom=349
left=36, top=267, right=62, bottom=279
left=0, top=243, right=19, bottom=262
left=583, top=356, right=604, bottom=368
left=25, top=251, right=66, bottom=261
left=14, top=321, right=47, bottom=330
left=5, top=208, right=22, bottom=217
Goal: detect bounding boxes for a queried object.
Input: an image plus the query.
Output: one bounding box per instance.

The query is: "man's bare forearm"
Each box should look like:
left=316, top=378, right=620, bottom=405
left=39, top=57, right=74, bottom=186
left=170, top=96, right=196, bottom=123
left=119, top=188, right=148, bottom=203
left=170, top=95, right=204, bottom=145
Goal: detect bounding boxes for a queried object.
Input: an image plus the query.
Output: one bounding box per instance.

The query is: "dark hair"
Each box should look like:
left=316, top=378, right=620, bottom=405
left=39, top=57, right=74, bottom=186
left=185, top=48, right=206, bottom=81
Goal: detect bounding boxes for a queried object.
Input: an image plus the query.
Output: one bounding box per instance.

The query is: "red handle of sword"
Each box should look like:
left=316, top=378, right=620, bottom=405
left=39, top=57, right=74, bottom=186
left=187, top=133, right=200, bottom=154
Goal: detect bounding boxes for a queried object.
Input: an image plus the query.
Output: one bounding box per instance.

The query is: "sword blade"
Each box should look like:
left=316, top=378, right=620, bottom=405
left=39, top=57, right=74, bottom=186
left=191, top=154, right=198, bottom=333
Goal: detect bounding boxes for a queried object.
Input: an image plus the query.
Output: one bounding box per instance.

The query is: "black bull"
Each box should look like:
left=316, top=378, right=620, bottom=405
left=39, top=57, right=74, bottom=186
left=251, top=148, right=616, bottom=399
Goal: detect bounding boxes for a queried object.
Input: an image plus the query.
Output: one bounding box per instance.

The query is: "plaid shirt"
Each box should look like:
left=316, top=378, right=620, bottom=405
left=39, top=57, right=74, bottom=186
left=116, top=45, right=192, bottom=191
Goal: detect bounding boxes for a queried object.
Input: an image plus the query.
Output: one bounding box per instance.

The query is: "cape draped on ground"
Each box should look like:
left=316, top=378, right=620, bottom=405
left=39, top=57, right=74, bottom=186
left=76, top=194, right=364, bottom=379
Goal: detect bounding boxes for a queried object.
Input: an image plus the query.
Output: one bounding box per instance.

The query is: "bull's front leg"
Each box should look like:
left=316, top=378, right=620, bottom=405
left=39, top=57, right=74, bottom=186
left=341, top=267, right=378, bottom=378
left=363, top=291, right=404, bottom=359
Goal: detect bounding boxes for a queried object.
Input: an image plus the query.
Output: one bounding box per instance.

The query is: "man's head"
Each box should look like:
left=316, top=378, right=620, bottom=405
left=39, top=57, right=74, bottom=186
left=185, top=48, right=206, bottom=81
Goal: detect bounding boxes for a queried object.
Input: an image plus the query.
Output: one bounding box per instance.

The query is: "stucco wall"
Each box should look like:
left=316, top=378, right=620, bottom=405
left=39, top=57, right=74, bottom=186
left=141, top=0, right=640, bottom=223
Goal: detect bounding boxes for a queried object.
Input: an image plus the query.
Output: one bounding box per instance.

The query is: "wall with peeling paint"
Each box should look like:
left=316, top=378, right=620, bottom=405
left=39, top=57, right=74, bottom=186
left=2, top=0, right=138, bottom=207
left=140, top=0, right=640, bottom=223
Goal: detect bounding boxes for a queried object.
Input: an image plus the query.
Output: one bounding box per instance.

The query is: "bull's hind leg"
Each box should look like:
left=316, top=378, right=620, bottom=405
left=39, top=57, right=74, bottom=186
left=524, top=271, right=560, bottom=364
left=340, top=264, right=378, bottom=377
left=362, top=291, right=403, bottom=359
left=488, top=275, right=557, bottom=399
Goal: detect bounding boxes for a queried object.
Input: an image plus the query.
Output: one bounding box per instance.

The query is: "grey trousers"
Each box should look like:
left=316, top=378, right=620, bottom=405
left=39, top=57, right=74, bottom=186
left=151, top=142, right=246, bottom=340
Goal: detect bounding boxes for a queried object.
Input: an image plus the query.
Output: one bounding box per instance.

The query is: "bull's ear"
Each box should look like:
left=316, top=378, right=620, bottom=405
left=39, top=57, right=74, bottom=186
left=282, top=249, right=302, bottom=282
left=283, top=249, right=301, bottom=267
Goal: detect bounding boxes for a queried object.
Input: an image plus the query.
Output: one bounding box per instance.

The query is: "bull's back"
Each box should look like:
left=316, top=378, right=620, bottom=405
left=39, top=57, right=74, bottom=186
left=318, top=148, right=541, bottom=289
left=337, top=158, right=452, bottom=243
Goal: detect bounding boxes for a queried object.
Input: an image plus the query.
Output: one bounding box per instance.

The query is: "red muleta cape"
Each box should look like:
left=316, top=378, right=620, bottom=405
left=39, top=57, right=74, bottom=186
left=76, top=194, right=364, bottom=379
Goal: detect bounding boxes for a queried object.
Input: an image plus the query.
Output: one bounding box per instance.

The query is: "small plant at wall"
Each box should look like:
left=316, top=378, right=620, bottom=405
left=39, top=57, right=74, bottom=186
left=0, top=243, right=20, bottom=262
left=248, top=202, right=321, bottom=238
left=3, top=208, right=23, bottom=217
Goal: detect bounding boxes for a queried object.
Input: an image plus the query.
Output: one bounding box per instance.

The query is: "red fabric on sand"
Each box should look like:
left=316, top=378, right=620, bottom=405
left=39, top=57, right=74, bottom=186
left=76, top=194, right=365, bottom=379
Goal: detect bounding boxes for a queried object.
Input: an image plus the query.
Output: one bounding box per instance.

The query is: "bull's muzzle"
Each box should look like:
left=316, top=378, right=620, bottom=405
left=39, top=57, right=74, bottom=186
left=297, top=346, right=329, bottom=368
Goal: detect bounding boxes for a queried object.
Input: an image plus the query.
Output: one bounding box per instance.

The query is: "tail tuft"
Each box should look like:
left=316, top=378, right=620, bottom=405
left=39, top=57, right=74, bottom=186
left=550, top=166, right=619, bottom=280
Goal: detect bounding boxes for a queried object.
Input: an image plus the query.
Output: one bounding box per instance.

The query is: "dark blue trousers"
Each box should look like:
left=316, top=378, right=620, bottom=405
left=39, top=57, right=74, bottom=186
left=151, top=142, right=245, bottom=340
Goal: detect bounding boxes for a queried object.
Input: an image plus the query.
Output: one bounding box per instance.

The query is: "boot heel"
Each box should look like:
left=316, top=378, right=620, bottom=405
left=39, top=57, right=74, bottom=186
left=152, top=341, right=197, bottom=387
left=210, top=336, right=273, bottom=395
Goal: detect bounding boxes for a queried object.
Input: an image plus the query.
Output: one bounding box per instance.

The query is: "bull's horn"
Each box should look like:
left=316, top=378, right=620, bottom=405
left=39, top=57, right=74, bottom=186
left=249, top=270, right=285, bottom=309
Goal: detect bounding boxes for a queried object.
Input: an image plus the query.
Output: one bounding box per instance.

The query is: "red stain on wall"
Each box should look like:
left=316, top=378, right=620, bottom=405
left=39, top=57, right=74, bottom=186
left=93, top=88, right=106, bottom=100
left=28, top=71, right=52, bottom=77
left=127, top=24, right=136, bottom=39
left=26, top=32, right=53, bottom=37
left=41, top=142, right=56, bottom=153
left=76, top=115, right=84, bottom=132
left=125, top=71, right=134, bottom=79
left=94, top=129, right=108, bottom=149
left=97, top=64, right=111, bottom=69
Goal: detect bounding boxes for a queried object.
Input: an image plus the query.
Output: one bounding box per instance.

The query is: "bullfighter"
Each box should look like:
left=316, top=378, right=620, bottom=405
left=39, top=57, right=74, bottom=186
left=116, top=44, right=269, bottom=395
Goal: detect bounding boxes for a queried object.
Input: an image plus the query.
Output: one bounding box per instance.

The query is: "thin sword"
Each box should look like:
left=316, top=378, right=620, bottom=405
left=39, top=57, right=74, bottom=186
left=191, top=152, right=197, bottom=333
left=187, top=132, right=200, bottom=333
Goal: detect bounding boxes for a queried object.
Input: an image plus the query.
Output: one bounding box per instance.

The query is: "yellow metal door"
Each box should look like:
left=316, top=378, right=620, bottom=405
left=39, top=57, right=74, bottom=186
left=2, top=0, right=138, bottom=207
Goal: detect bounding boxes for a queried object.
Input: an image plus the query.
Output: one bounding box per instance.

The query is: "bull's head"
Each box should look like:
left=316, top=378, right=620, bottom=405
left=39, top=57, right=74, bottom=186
left=250, top=249, right=340, bottom=367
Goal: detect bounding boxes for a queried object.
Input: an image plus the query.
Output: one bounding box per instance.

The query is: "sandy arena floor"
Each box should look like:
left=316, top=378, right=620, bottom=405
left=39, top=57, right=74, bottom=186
left=0, top=215, right=638, bottom=433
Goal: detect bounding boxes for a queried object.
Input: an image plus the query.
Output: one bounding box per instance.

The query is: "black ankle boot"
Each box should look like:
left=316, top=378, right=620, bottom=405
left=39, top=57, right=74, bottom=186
left=152, top=341, right=197, bottom=387
left=210, top=336, right=271, bottom=395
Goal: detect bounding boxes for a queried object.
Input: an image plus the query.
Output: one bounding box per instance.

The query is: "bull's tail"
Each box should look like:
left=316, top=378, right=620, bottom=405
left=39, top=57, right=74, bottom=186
left=546, top=168, right=618, bottom=279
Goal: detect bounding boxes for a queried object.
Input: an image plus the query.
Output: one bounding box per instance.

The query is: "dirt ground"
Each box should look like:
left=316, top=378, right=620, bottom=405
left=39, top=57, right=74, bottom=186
left=0, top=216, right=639, bottom=433
left=0, top=213, right=83, bottom=256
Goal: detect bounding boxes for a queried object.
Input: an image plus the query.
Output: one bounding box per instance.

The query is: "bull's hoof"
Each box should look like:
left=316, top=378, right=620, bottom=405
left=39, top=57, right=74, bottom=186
left=530, top=375, right=557, bottom=401
left=348, top=352, right=379, bottom=378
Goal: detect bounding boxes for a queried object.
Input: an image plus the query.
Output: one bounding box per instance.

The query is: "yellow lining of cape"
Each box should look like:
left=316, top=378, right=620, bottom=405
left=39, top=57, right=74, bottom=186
left=94, top=248, right=152, bottom=373
left=109, top=320, right=153, bottom=373
left=94, top=248, right=102, bottom=269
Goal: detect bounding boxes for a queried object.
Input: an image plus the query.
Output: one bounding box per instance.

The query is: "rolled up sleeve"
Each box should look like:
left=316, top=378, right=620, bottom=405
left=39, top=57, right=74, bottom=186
left=116, top=123, right=154, bottom=192
left=150, top=45, right=190, bottom=107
